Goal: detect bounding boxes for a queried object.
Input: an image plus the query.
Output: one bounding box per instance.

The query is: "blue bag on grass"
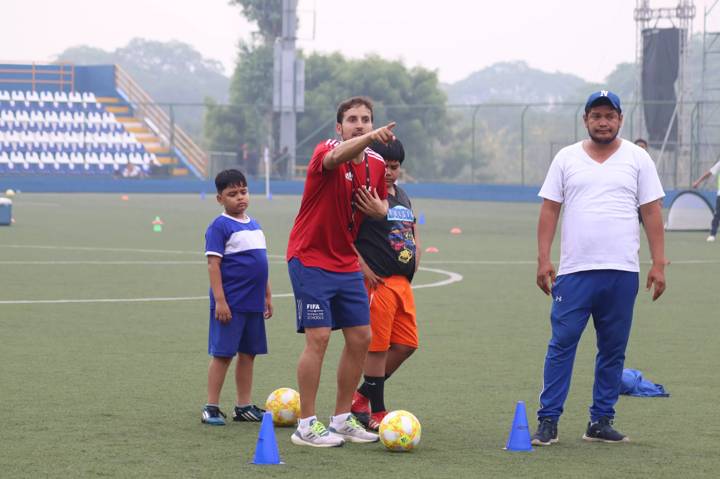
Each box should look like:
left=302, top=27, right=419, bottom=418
left=620, top=369, right=670, bottom=397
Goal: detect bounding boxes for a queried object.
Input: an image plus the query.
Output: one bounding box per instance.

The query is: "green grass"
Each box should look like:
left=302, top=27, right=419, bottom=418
left=1, top=193, right=719, bottom=478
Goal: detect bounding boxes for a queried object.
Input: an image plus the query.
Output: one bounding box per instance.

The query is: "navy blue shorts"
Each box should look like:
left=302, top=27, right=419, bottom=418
left=288, top=257, right=370, bottom=333
left=208, top=310, right=267, bottom=358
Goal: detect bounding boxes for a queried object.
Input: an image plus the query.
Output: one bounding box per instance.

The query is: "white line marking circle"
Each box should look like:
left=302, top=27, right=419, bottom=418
left=0, top=265, right=463, bottom=305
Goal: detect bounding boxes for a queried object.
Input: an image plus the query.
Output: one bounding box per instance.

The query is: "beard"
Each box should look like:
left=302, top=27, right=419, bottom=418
left=340, top=127, right=368, bottom=141
left=588, top=129, right=619, bottom=145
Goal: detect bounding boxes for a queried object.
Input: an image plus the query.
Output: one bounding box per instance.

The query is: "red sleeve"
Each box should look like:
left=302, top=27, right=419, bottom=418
left=308, top=140, right=338, bottom=176
left=376, top=163, right=388, bottom=200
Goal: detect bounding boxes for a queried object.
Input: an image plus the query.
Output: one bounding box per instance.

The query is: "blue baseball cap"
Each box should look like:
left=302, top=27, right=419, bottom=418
left=585, top=90, right=622, bottom=113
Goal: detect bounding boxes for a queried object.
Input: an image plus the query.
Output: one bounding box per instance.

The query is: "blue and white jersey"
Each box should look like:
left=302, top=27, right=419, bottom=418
left=205, top=213, right=268, bottom=312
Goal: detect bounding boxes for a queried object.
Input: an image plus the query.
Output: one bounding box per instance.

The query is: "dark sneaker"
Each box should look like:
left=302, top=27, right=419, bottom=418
left=233, top=404, right=266, bottom=422
left=582, top=417, right=629, bottom=443
left=366, top=411, right=387, bottom=432
left=201, top=405, right=227, bottom=426
left=531, top=417, right=559, bottom=446
left=351, top=391, right=370, bottom=427
left=367, top=411, right=388, bottom=432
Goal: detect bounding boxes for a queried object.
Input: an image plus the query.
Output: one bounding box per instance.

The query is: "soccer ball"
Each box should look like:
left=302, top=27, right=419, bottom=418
left=379, top=410, right=421, bottom=452
left=265, top=387, right=301, bottom=426
left=4, top=189, right=15, bottom=197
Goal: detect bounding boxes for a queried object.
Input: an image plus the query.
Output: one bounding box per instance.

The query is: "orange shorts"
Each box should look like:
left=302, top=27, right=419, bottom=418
left=366, top=275, right=418, bottom=352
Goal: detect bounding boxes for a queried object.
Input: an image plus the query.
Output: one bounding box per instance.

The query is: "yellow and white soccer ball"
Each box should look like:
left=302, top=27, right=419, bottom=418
left=265, top=387, right=301, bottom=426
left=379, top=410, right=421, bottom=452
left=4, top=189, right=15, bottom=197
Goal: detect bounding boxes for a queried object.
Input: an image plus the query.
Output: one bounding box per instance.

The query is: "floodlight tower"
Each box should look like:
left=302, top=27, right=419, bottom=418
left=274, top=0, right=305, bottom=179
left=634, top=0, right=695, bottom=187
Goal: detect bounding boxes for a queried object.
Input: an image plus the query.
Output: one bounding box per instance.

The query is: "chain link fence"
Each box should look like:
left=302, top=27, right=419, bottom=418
left=166, top=100, right=720, bottom=192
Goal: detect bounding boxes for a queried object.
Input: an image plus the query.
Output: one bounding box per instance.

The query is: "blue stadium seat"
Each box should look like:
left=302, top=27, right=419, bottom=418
left=0, top=89, right=142, bottom=177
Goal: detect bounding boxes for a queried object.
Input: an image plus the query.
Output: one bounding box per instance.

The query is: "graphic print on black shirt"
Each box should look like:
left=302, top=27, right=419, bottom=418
left=355, top=185, right=417, bottom=281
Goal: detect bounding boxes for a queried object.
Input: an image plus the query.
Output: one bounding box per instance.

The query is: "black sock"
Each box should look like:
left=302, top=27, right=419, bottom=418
left=358, top=375, right=385, bottom=413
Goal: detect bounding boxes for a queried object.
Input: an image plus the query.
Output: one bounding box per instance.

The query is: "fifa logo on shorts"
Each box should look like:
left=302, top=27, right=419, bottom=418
left=554, top=295, right=563, bottom=302
left=305, top=303, right=324, bottom=321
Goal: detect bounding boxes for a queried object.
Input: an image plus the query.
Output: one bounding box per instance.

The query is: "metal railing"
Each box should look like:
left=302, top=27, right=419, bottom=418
left=115, top=65, right=208, bottom=178
left=0, top=63, right=74, bottom=91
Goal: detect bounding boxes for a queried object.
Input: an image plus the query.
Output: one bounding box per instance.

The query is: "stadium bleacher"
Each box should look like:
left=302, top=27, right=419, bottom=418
left=0, top=89, right=159, bottom=175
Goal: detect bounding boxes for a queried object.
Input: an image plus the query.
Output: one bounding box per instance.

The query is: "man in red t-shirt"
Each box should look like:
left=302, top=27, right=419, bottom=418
left=287, top=96, right=394, bottom=447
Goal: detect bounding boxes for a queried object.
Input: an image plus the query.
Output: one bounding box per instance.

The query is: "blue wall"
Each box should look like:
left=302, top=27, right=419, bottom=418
left=0, top=64, right=116, bottom=95
left=74, top=65, right=116, bottom=96
left=0, top=176, right=711, bottom=207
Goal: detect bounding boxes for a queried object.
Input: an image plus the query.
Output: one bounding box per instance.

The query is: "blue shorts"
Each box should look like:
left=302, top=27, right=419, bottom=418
left=208, top=310, right=267, bottom=358
left=288, top=257, right=370, bottom=333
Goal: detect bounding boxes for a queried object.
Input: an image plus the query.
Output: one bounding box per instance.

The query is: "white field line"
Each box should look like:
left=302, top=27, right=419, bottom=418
left=10, top=202, right=61, bottom=207
left=0, top=260, right=284, bottom=265
left=2, top=259, right=718, bottom=265
left=0, top=267, right=463, bottom=305
left=411, top=267, right=463, bottom=289
left=0, top=244, right=285, bottom=259
left=3, top=245, right=719, bottom=265
left=420, top=259, right=720, bottom=265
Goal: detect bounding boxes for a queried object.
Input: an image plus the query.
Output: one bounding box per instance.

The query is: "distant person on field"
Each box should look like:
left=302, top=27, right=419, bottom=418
left=634, top=138, right=649, bottom=151
left=351, top=138, right=422, bottom=431
left=201, top=169, right=273, bottom=426
left=691, top=157, right=720, bottom=242
left=634, top=138, right=650, bottom=224
left=121, top=160, right=141, bottom=179
left=532, top=91, right=666, bottom=446
left=273, top=146, right=290, bottom=178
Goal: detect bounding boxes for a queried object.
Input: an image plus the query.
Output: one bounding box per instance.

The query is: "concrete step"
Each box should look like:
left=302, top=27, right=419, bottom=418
left=106, top=105, right=130, bottom=114
left=157, top=156, right=176, bottom=165
left=116, top=116, right=139, bottom=123
left=144, top=144, right=168, bottom=153
left=125, top=125, right=149, bottom=134
left=134, top=132, right=158, bottom=141
left=96, top=97, right=120, bottom=104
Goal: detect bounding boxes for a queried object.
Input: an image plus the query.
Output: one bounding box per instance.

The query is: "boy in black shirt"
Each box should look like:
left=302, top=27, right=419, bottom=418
left=350, top=139, right=421, bottom=430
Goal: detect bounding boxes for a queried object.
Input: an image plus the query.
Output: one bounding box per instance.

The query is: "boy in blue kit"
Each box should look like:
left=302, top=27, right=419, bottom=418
left=201, top=169, right=274, bottom=426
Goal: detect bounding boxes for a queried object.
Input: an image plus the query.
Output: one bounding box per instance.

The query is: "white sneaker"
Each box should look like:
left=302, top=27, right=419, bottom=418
left=328, top=414, right=379, bottom=443
left=707, top=235, right=716, bottom=242
left=290, top=419, right=344, bottom=448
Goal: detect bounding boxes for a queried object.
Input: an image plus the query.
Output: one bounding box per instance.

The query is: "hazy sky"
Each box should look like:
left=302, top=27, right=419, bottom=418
left=3, top=0, right=720, bottom=83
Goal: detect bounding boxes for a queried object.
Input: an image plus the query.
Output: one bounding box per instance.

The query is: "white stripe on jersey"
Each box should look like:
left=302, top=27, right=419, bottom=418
left=224, top=229, right=267, bottom=255
left=365, top=147, right=385, bottom=163
left=325, top=139, right=340, bottom=147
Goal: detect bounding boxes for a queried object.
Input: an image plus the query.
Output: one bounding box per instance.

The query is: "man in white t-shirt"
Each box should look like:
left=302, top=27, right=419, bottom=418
left=691, top=159, right=720, bottom=242
left=531, top=91, right=667, bottom=446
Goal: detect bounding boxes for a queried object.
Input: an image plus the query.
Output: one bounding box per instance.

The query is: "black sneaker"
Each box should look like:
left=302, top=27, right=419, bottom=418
left=201, top=405, right=227, bottom=426
left=531, top=417, right=559, bottom=446
left=582, top=417, right=629, bottom=443
left=233, top=404, right=266, bottom=422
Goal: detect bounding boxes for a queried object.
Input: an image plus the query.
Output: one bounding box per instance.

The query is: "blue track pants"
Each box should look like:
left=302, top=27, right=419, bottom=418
left=538, top=269, right=639, bottom=422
